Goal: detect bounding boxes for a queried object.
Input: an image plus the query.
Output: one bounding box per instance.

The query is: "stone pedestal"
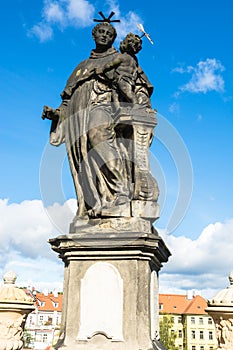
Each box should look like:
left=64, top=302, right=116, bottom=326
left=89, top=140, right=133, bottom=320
left=206, top=272, right=233, bottom=350
left=0, top=271, right=35, bottom=350
left=49, top=226, right=170, bottom=350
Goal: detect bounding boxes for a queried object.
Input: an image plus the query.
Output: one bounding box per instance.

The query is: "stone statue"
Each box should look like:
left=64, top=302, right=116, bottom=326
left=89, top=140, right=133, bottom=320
left=45, top=16, right=171, bottom=350
left=215, top=318, right=233, bottom=349
left=206, top=272, right=233, bottom=350
left=0, top=271, right=34, bottom=350
left=42, top=13, right=159, bottom=226
left=94, top=32, right=143, bottom=107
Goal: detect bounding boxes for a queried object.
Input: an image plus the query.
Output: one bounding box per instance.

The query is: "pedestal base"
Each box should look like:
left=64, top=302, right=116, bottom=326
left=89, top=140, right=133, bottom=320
left=49, top=227, right=170, bottom=350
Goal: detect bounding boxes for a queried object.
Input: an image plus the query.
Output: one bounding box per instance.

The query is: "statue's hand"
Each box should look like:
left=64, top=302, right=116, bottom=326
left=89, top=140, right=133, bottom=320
left=41, top=106, right=59, bottom=121
left=88, top=67, right=105, bottom=78
left=94, top=67, right=104, bottom=75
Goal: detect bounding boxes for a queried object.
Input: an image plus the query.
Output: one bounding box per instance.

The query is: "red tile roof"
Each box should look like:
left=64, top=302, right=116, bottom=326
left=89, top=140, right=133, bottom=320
left=29, top=291, right=207, bottom=316
left=159, top=294, right=208, bottom=315
left=35, top=292, right=63, bottom=312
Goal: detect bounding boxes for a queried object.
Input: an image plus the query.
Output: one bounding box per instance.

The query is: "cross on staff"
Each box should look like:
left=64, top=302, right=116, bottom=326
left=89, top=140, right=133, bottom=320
left=93, top=11, right=121, bottom=23
left=137, top=23, right=154, bottom=44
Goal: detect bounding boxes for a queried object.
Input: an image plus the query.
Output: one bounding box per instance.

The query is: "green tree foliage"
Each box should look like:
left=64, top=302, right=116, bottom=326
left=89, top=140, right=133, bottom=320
left=23, top=330, right=34, bottom=349
left=159, top=314, right=179, bottom=350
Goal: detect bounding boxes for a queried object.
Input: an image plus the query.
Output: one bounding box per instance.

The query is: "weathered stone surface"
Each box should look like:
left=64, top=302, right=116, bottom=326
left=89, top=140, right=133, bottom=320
left=77, top=262, right=124, bottom=341
left=70, top=215, right=155, bottom=234
left=131, top=200, right=159, bottom=219
left=42, top=21, right=160, bottom=224
left=0, top=271, right=34, bottom=350
left=206, top=272, right=233, bottom=350
left=49, top=230, right=170, bottom=350
left=43, top=13, right=171, bottom=350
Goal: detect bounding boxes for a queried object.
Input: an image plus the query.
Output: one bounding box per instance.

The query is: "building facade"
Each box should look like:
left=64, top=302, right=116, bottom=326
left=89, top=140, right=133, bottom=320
left=24, top=291, right=62, bottom=350
left=24, top=291, right=217, bottom=350
left=159, top=293, right=218, bottom=350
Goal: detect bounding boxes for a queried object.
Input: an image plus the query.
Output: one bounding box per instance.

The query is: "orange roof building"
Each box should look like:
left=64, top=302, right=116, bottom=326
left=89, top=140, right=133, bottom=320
left=25, top=291, right=62, bottom=350
left=24, top=290, right=218, bottom=350
left=159, top=293, right=218, bottom=350
left=36, top=292, right=63, bottom=312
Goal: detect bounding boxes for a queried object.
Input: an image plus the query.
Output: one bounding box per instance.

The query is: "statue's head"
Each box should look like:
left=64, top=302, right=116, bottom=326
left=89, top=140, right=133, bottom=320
left=120, top=33, right=142, bottom=54
left=92, top=22, right=117, bottom=48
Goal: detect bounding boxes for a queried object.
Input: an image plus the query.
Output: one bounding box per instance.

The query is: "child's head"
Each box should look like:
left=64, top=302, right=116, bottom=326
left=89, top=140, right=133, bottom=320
left=120, top=33, right=142, bottom=54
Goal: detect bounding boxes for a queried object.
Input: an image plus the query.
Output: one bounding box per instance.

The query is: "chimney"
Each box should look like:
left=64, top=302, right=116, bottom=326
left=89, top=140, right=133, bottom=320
left=186, top=290, right=193, bottom=300
left=43, top=289, right=48, bottom=296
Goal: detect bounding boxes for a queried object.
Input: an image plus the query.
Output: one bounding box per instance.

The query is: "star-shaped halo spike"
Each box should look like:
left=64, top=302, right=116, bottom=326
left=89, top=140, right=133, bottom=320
left=107, top=11, right=115, bottom=20
left=98, top=11, right=106, bottom=20
left=93, top=11, right=120, bottom=23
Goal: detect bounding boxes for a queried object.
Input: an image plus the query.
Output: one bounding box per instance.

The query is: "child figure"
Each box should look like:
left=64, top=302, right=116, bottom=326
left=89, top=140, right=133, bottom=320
left=95, top=32, right=142, bottom=106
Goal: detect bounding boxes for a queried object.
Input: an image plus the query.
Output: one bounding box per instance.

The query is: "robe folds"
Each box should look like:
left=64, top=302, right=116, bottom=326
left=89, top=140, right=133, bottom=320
left=50, top=47, right=129, bottom=217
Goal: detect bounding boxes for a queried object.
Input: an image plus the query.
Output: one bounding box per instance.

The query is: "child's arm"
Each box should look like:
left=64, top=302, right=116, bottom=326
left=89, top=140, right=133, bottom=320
left=95, top=55, right=124, bottom=75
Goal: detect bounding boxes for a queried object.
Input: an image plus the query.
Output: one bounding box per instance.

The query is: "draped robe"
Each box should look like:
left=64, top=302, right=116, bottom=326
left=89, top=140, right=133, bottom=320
left=49, top=47, right=129, bottom=217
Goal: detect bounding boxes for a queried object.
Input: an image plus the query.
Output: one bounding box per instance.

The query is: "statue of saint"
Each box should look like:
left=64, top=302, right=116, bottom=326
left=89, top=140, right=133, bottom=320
left=42, top=15, right=158, bottom=223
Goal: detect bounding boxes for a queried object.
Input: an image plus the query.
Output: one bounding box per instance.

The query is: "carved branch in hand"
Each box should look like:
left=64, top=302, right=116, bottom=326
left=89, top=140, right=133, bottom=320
left=41, top=105, right=59, bottom=121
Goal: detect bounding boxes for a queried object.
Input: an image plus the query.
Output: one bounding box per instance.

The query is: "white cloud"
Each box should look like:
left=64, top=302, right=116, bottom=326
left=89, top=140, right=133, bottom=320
left=158, top=219, right=233, bottom=298
left=66, top=0, right=95, bottom=27
left=173, top=58, right=225, bottom=95
left=115, top=11, right=143, bottom=41
left=105, top=0, right=120, bottom=17
left=3, top=197, right=231, bottom=300
left=28, top=22, right=54, bottom=42
left=105, top=0, right=143, bottom=41
left=168, top=102, right=180, bottom=114
left=28, top=0, right=95, bottom=42
left=28, top=0, right=144, bottom=42
left=43, top=1, right=65, bottom=24
left=0, top=198, right=76, bottom=291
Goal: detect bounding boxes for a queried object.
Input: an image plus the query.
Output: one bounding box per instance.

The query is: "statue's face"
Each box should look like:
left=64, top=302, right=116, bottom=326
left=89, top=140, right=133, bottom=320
left=129, top=39, right=142, bottom=54
left=93, top=25, right=115, bottom=47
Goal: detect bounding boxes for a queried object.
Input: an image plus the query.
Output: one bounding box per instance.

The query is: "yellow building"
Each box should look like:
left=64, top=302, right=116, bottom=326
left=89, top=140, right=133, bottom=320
left=159, top=293, right=217, bottom=350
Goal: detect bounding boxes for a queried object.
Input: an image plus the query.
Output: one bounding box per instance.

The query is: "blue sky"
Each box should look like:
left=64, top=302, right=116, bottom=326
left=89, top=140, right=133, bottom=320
left=0, top=0, right=233, bottom=297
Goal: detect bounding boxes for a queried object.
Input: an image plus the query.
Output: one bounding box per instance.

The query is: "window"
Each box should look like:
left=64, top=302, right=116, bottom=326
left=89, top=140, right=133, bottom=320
left=191, top=330, right=195, bottom=339
left=209, top=331, right=213, bottom=340
left=200, top=331, right=204, bottom=339
left=178, top=330, right=182, bottom=338
left=179, top=346, right=182, bottom=350
left=199, top=317, right=203, bottom=325
left=42, top=333, right=48, bottom=342
left=159, top=303, right=163, bottom=310
left=178, top=316, right=182, bottom=323
left=200, top=347, right=204, bottom=350
left=35, top=334, right=42, bottom=342
left=208, top=317, right=212, bottom=325
left=191, top=316, right=195, bottom=324
left=192, top=346, right=196, bottom=350
left=46, top=317, right=52, bottom=325
left=209, top=347, right=213, bottom=350
left=171, top=317, right=175, bottom=323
